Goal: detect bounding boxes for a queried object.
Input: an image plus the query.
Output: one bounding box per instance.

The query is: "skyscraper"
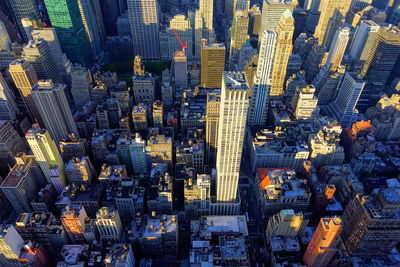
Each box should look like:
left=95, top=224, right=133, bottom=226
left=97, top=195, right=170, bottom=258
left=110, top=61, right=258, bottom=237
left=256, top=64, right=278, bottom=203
left=25, top=128, right=66, bottom=192
left=8, top=0, right=41, bottom=41
left=0, top=225, right=25, bottom=266
left=248, top=30, right=277, bottom=126
left=259, top=0, right=297, bottom=33
left=199, top=0, right=215, bottom=39
left=326, top=72, right=365, bottom=127
left=325, top=27, right=350, bottom=70
left=173, top=51, right=188, bottom=88
left=95, top=207, right=123, bottom=243
left=0, top=21, right=11, bottom=50
left=77, top=0, right=103, bottom=57
left=71, top=64, right=92, bottom=110
left=167, top=14, right=193, bottom=61
left=341, top=190, right=400, bottom=257
left=23, top=39, right=62, bottom=83
left=215, top=72, right=250, bottom=214
left=270, top=10, right=294, bottom=97
left=200, top=42, right=226, bottom=88
left=128, top=0, right=160, bottom=60
left=206, top=91, right=220, bottom=166
left=0, top=72, right=18, bottom=121
left=303, top=218, right=343, bottom=267
left=8, top=59, right=42, bottom=125
left=349, top=20, right=379, bottom=62
left=314, top=0, right=352, bottom=49
left=31, top=80, right=78, bottom=144
left=44, top=0, right=92, bottom=66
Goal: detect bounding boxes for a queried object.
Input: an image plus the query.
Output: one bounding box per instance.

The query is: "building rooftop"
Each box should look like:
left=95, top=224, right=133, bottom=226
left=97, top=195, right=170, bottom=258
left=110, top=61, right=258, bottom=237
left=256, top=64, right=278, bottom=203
left=270, top=236, right=300, bottom=253
left=223, top=72, right=248, bottom=90
left=143, top=215, right=177, bottom=239
left=15, top=212, right=52, bottom=228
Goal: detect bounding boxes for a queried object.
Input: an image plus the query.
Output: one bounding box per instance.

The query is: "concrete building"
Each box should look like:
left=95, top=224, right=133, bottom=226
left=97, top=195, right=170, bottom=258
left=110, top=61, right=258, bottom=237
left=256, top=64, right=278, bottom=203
left=176, top=140, right=204, bottom=173
left=341, top=187, right=400, bottom=257
left=199, top=0, right=215, bottom=40
left=291, top=84, right=320, bottom=121
left=308, top=123, right=345, bottom=169
left=8, top=59, right=41, bottom=124
left=349, top=20, right=380, bottom=62
left=60, top=205, right=88, bottom=244
left=0, top=121, right=27, bottom=170
left=184, top=174, right=211, bottom=220
left=8, top=0, right=41, bottom=41
left=152, top=100, right=163, bottom=128
left=65, top=157, right=95, bottom=185
left=130, top=133, right=148, bottom=174
left=247, top=128, right=310, bottom=172
left=255, top=168, right=311, bottom=216
left=103, top=243, right=135, bottom=267
left=269, top=10, right=294, bottom=97
left=131, top=103, right=149, bottom=130
left=266, top=209, right=308, bottom=238
left=146, top=135, right=173, bottom=167
left=147, top=169, right=173, bottom=215
left=0, top=224, right=25, bottom=266
left=1, top=153, right=46, bottom=214
left=59, top=134, right=88, bottom=163
left=314, top=0, right=351, bottom=49
left=167, top=15, right=193, bottom=62
left=96, top=207, right=123, bottom=243
left=32, top=80, right=78, bottom=144
left=303, top=218, right=342, bottom=267
left=0, top=73, right=18, bottom=121
left=326, top=72, right=365, bottom=127
left=200, top=42, right=225, bottom=89
left=205, top=91, right=220, bottom=166
left=117, top=12, right=131, bottom=37
left=173, top=51, right=188, bottom=88
left=26, top=128, right=66, bottom=192
left=215, top=72, right=249, bottom=215
left=325, top=27, right=350, bottom=70
left=23, top=39, right=61, bottom=83
left=132, top=75, right=155, bottom=104
left=128, top=0, right=160, bottom=60
left=71, top=64, right=92, bottom=110
left=259, top=0, right=297, bottom=33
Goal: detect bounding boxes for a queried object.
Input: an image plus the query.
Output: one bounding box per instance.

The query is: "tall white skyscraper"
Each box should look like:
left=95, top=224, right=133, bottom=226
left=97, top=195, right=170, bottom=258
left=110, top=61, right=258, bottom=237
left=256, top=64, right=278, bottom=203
left=0, top=21, right=11, bottom=50
left=349, top=20, right=380, bottom=62
left=128, top=0, right=161, bottom=60
left=326, top=72, right=365, bottom=127
left=0, top=73, right=18, bottom=121
left=32, top=80, right=78, bottom=144
left=325, top=27, right=350, bottom=70
left=25, top=128, right=67, bottom=192
left=248, top=30, right=277, bottom=126
left=215, top=72, right=250, bottom=214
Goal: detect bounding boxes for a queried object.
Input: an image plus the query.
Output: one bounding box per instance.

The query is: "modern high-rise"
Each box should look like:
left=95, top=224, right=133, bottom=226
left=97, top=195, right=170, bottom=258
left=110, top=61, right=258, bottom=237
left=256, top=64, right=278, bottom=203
left=349, top=20, right=380, bottom=62
left=71, top=64, right=92, bottom=110
left=95, top=207, right=123, bottom=243
left=206, top=91, right=220, bottom=166
left=200, top=43, right=226, bottom=88
left=8, top=59, right=41, bottom=124
left=173, top=51, right=188, bottom=88
left=269, top=10, right=294, bottom=97
left=291, top=84, right=320, bottom=120
left=325, top=27, right=350, bottom=70
left=23, top=39, right=62, bottom=83
left=1, top=153, right=46, bottom=214
left=128, top=0, right=160, bottom=60
left=8, top=0, right=41, bottom=41
left=0, top=225, right=25, bottom=266
left=44, top=0, right=92, bottom=66
left=77, top=0, right=103, bottom=57
left=0, top=21, right=11, bottom=50
left=303, top=218, right=343, bottom=267
left=32, top=80, right=78, bottom=144
left=314, top=0, right=352, bottom=49
left=326, top=72, right=365, bottom=127
left=248, top=30, right=277, bottom=126
left=199, top=0, right=215, bottom=39
left=229, top=14, right=250, bottom=69
left=215, top=72, right=250, bottom=214
left=0, top=72, right=18, bottom=121
left=341, top=189, right=400, bottom=257
left=25, top=128, right=67, bottom=192
left=259, top=0, right=297, bottom=33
